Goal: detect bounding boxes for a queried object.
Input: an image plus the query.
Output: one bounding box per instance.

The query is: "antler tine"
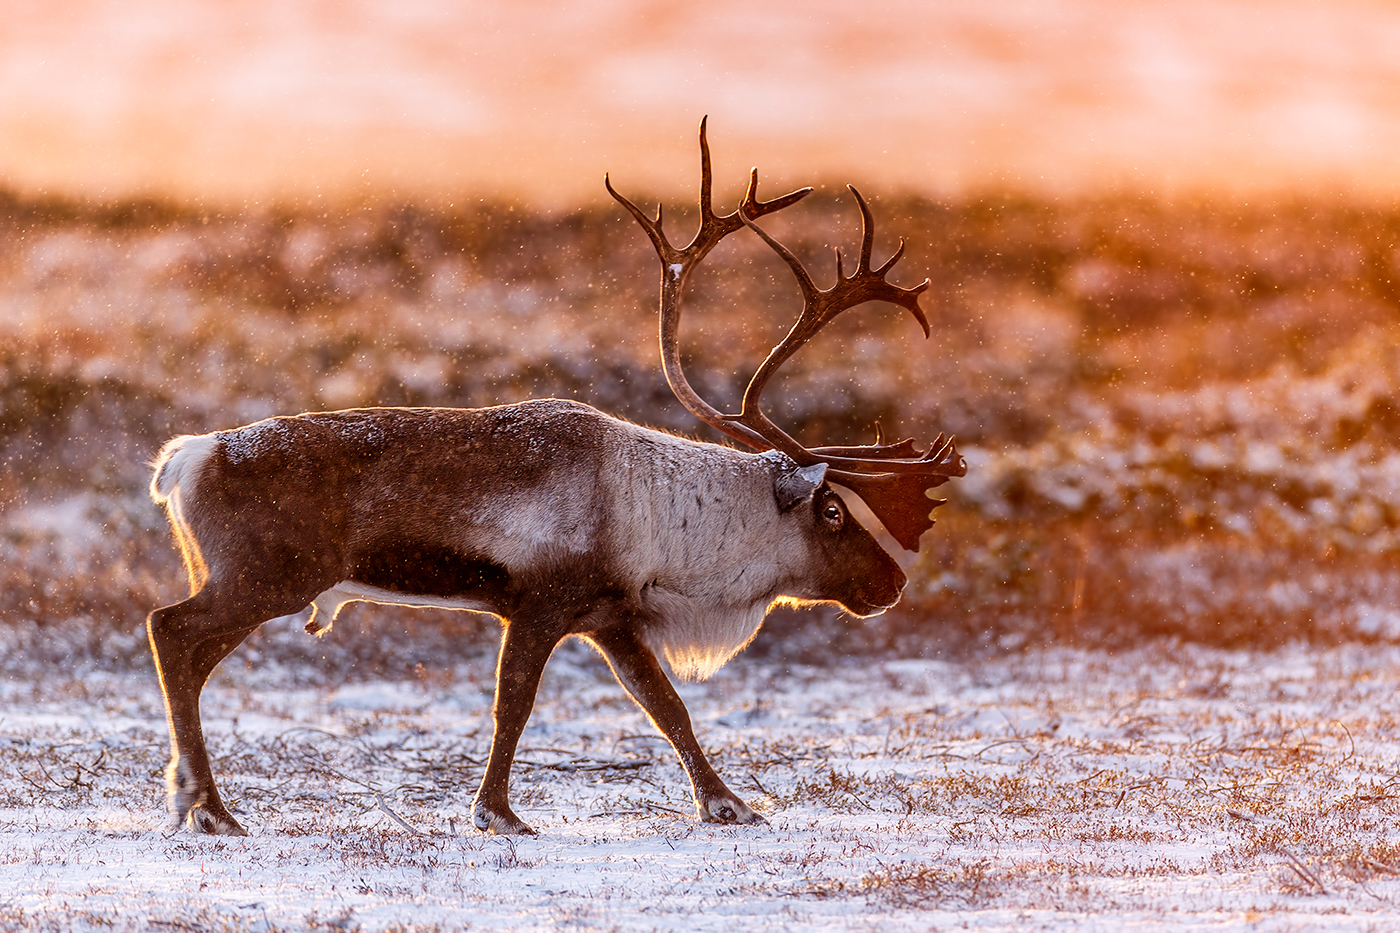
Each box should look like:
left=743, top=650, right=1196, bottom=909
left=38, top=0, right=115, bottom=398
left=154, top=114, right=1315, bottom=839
left=607, top=117, right=812, bottom=450
left=607, top=116, right=814, bottom=265
left=605, top=175, right=674, bottom=265
left=848, top=186, right=931, bottom=334
left=696, top=115, right=715, bottom=224
left=729, top=187, right=937, bottom=462
left=740, top=204, right=821, bottom=304
left=827, top=469, right=953, bottom=551
left=853, top=185, right=877, bottom=275
left=815, top=433, right=966, bottom=552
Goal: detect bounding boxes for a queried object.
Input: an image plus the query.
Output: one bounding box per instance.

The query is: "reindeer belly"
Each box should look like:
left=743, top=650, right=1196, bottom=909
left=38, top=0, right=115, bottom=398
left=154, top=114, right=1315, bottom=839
left=287, top=541, right=515, bottom=635
left=349, top=540, right=514, bottom=607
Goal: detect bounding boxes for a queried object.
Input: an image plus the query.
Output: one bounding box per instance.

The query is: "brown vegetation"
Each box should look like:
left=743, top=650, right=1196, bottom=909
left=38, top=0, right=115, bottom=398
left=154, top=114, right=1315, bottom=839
left=3, top=644, right=1398, bottom=929
left=3, top=186, right=1399, bottom=673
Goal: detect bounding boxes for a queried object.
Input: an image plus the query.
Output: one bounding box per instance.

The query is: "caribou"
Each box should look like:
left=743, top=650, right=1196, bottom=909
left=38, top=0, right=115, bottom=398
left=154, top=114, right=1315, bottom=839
left=146, top=120, right=966, bottom=836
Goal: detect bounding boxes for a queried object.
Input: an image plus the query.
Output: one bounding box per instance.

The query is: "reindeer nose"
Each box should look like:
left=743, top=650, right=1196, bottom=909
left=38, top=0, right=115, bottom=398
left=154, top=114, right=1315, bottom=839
left=877, top=565, right=908, bottom=606
left=845, top=569, right=905, bottom=616
left=873, top=581, right=905, bottom=611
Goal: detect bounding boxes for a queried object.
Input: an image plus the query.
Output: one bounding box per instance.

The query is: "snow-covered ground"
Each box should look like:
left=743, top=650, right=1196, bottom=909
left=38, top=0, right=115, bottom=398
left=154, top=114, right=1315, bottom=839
left=5, top=639, right=1400, bottom=930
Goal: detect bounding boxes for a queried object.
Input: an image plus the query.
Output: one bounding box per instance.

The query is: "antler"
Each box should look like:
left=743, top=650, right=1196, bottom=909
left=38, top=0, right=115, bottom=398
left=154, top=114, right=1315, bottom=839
left=604, top=116, right=811, bottom=451
left=733, top=195, right=967, bottom=549
left=607, top=119, right=966, bottom=551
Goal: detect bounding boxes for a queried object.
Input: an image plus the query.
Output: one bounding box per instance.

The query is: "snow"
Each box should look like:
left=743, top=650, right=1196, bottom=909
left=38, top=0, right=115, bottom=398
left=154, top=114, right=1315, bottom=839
left=5, top=642, right=1400, bottom=930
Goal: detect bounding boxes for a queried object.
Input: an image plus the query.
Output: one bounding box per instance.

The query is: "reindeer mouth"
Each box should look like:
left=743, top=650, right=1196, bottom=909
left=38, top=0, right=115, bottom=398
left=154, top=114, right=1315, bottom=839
left=841, top=580, right=905, bottom=618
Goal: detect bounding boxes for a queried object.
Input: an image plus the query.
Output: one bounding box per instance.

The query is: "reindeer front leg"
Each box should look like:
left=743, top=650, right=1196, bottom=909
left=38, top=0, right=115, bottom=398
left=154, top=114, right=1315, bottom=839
left=472, top=619, right=562, bottom=835
left=588, top=626, right=764, bottom=826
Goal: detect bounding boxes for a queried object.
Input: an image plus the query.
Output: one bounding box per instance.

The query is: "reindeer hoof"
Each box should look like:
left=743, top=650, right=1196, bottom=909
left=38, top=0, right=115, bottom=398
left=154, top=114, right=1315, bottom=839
left=187, top=805, right=249, bottom=836
left=699, top=795, right=766, bottom=826
left=472, top=802, right=536, bottom=835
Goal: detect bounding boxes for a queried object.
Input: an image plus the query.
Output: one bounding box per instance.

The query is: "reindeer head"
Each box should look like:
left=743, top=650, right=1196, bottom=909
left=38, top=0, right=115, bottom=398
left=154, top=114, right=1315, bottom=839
left=607, top=118, right=967, bottom=552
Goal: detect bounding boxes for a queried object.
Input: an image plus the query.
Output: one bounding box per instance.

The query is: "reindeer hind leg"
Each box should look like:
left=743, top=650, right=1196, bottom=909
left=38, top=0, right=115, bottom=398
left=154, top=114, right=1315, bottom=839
left=148, top=584, right=311, bottom=835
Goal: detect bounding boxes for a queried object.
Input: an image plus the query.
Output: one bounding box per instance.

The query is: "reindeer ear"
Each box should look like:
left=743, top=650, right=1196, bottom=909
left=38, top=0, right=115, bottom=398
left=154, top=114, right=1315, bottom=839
left=774, top=462, right=829, bottom=511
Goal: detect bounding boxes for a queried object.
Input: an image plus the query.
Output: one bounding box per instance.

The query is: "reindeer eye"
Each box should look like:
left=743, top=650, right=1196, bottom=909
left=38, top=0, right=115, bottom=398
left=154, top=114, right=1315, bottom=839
left=821, top=500, right=844, bottom=528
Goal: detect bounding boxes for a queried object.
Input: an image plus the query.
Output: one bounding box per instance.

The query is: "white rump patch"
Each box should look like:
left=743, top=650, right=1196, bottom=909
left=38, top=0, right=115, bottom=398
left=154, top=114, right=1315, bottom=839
left=150, top=433, right=220, bottom=504
left=150, top=432, right=222, bottom=589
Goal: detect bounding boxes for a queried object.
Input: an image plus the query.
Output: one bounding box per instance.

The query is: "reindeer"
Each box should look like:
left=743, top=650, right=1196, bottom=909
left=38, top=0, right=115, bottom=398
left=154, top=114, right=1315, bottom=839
left=146, top=120, right=966, bottom=836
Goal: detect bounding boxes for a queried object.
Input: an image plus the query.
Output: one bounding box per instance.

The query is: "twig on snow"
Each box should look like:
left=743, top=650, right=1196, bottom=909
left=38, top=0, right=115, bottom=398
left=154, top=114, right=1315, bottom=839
left=1279, top=848, right=1327, bottom=895
left=375, top=793, right=428, bottom=837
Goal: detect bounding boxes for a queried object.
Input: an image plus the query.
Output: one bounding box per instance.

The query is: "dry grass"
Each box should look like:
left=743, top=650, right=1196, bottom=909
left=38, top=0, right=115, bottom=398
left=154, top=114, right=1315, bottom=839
left=4, top=645, right=1400, bottom=930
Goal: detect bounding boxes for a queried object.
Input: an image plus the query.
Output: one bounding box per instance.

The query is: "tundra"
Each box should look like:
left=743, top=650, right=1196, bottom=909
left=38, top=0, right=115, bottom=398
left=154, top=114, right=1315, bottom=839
left=147, top=120, right=966, bottom=836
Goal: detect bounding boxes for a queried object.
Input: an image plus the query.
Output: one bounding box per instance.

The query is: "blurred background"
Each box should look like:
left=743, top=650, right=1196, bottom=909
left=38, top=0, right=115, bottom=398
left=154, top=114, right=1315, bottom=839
left=4, top=0, right=1400, bottom=675
left=4, top=0, right=1400, bottom=206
